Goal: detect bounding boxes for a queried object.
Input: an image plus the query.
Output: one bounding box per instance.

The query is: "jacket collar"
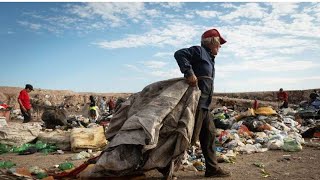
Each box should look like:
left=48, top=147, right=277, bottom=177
left=201, top=45, right=216, bottom=60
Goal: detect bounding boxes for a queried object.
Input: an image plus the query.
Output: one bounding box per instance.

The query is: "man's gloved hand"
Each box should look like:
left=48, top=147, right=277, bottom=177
left=186, top=74, right=198, bottom=87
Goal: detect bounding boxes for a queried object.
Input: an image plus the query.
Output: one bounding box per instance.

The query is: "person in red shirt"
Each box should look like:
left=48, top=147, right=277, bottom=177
left=277, top=88, right=288, bottom=109
left=18, top=84, right=33, bottom=123
left=108, top=97, right=116, bottom=113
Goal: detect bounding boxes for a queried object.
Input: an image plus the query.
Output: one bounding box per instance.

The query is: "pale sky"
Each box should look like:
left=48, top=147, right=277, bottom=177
left=0, top=2, right=319, bottom=93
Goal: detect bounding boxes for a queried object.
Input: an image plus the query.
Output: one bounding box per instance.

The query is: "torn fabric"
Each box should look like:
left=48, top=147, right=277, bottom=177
left=80, top=78, right=200, bottom=178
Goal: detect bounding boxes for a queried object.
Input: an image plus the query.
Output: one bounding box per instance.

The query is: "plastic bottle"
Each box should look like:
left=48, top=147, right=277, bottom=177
left=58, top=162, right=74, bottom=170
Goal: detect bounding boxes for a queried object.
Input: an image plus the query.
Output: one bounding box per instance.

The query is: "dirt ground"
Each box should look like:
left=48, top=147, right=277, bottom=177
left=0, top=143, right=319, bottom=180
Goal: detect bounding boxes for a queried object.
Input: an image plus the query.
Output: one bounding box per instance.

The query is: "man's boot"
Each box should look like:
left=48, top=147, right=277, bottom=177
left=205, top=167, right=231, bottom=178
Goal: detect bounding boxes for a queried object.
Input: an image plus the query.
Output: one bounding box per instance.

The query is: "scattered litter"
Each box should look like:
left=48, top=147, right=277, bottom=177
left=260, top=168, right=270, bottom=178
left=70, top=151, right=91, bottom=160
left=0, top=161, right=16, bottom=169
left=58, top=162, right=74, bottom=171
left=253, top=162, right=265, bottom=168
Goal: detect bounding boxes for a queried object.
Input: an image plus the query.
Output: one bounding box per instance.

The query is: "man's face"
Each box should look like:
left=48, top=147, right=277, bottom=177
left=210, top=44, right=221, bottom=55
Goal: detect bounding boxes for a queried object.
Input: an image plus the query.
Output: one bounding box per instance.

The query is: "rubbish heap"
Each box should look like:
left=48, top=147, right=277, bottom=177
left=179, top=104, right=320, bottom=172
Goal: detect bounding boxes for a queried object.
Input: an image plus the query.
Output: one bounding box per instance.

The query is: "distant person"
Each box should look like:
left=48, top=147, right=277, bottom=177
left=89, top=104, right=99, bottom=123
left=253, top=97, right=259, bottom=110
left=18, top=84, right=33, bottom=123
left=277, top=88, right=288, bottom=109
left=89, top=95, right=99, bottom=123
left=309, top=90, right=319, bottom=103
left=108, top=97, right=116, bottom=113
left=99, top=96, right=107, bottom=113
left=309, top=90, right=320, bottom=109
left=89, top=95, right=96, bottom=107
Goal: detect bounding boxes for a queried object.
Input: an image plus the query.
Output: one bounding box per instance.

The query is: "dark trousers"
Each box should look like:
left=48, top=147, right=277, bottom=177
left=280, top=101, right=288, bottom=109
left=21, top=109, right=31, bottom=123
left=197, top=108, right=219, bottom=173
left=157, top=108, right=219, bottom=176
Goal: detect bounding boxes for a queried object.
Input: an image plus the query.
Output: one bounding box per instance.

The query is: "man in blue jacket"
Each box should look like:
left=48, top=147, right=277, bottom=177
left=174, top=28, right=231, bottom=178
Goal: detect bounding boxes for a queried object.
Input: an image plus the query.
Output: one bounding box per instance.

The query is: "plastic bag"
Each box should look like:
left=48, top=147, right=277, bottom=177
left=218, top=130, right=230, bottom=144
left=267, top=139, right=284, bottom=150
left=0, top=144, right=12, bottom=154
left=35, top=141, right=48, bottom=150
left=0, top=161, right=16, bottom=168
left=58, top=162, right=74, bottom=171
left=214, top=113, right=226, bottom=120
left=282, top=138, right=302, bottom=152
left=238, top=125, right=253, bottom=137
left=12, top=143, right=33, bottom=153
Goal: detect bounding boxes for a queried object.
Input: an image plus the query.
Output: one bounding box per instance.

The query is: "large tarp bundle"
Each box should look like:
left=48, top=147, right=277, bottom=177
left=80, top=78, right=200, bottom=178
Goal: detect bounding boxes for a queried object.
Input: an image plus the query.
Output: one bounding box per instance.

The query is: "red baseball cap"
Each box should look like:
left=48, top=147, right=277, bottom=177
left=201, top=29, right=227, bottom=45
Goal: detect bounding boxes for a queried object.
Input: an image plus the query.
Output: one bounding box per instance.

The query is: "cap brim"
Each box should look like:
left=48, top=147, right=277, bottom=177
left=220, top=37, right=227, bottom=45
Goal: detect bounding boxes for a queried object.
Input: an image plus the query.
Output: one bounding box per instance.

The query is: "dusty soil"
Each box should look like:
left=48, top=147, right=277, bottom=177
left=0, top=144, right=319, bottom=180
left=146, top=144, right=320, bottom=180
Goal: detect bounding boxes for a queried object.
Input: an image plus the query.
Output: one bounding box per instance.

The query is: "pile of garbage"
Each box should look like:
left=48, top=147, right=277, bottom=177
left=0, top=102, right=12, bottom=127
left=179, top=105, right=320, bottom=172
left=38, top=105, right=113, bottom=130
left=0, top=121, right=107, bottom=179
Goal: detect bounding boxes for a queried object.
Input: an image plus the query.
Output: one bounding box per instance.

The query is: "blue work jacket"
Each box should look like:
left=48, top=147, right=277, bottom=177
left=174, top=45, right=215, bottom=109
